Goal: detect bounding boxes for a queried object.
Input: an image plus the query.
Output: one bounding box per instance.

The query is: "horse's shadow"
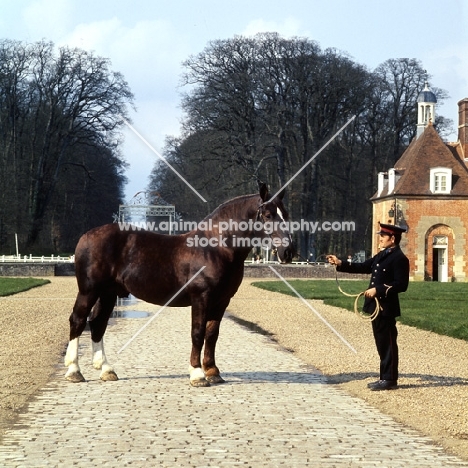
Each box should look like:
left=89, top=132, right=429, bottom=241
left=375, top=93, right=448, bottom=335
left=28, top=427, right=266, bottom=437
left=113, top=370, right=325, bottom=384
left=221, top=371, right=325, bottom=384
left=326, top=372, right=468, bottom=389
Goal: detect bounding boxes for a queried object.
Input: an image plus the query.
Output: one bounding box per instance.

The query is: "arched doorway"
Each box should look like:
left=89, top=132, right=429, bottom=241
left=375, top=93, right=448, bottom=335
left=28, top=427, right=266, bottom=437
left=426, top=225, right=453, bottom=282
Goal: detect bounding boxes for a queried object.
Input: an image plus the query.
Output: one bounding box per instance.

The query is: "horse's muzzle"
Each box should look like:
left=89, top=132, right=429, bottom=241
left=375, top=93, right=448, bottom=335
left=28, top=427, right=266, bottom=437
left=278, top=245, right=295, bottom=263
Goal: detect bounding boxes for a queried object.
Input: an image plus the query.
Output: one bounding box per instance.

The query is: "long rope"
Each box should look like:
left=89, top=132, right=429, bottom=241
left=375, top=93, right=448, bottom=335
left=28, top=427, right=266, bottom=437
left=334, top=268, right=381, bottom=321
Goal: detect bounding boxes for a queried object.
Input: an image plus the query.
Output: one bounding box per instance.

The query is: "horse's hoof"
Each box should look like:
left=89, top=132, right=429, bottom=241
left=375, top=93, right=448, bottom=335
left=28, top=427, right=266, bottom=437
left=100, top=370, right=119, bottom=381
left=190, top=378, right=211, bottom=387
left=206, top=375, right=225, bottom=384
left=65, top=371, right=86, bottom=383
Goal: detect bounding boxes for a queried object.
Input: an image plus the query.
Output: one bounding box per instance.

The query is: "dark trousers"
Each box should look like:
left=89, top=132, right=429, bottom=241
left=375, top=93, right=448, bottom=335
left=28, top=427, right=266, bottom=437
left=371, top=315, right=398, bottom=381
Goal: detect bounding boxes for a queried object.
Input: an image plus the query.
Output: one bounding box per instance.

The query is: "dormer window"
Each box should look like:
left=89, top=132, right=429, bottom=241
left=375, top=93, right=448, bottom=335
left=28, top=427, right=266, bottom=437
left=430, top=167, right=452, bottom=194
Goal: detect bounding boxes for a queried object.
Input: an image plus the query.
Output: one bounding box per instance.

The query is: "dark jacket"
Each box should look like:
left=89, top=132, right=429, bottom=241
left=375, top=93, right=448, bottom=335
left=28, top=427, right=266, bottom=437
left=337, top=246, right=410, bottom=317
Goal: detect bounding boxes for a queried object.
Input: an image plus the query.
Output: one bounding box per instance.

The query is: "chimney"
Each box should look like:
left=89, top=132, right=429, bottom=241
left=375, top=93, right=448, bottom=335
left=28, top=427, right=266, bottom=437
left=459, top=98, right=468, bottom=158
left=387, top=168, right=397, bottom=194
left=377, top=172, right=387, bottom=196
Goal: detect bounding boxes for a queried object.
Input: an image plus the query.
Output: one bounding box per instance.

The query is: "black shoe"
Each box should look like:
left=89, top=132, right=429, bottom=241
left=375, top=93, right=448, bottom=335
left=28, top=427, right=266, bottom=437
left=367, top=380, right=381, bottom=388
left=369, top=380, right=398, bottom=391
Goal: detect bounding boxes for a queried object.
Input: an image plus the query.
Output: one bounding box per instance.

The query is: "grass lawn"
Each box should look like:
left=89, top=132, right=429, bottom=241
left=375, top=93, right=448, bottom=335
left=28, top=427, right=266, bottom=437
left=251, top=280, right=468, bottom=342
left=0, top=277, right=50, bottom=297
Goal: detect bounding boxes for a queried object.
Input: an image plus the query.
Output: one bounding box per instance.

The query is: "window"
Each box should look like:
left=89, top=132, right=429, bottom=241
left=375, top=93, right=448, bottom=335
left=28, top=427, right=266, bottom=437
left=435, top=173, right=447, bottom=192
left=430, top=167, right=451, bottom=194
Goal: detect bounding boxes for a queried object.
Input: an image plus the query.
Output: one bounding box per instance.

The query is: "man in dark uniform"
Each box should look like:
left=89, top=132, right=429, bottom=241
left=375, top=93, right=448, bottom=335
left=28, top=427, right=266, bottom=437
left=327, top=223, right=410, bottom=391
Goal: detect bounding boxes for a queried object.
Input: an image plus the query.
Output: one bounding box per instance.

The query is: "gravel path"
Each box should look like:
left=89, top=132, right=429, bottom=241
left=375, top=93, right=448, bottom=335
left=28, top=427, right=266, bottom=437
left=0, top=276, right=467, bottom=461
left=0, top=278, right=73, bottom=437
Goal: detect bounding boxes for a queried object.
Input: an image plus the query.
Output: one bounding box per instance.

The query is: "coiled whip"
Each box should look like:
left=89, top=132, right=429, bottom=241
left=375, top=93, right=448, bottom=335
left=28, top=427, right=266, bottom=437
left=334, top=268, right=381, bottom=321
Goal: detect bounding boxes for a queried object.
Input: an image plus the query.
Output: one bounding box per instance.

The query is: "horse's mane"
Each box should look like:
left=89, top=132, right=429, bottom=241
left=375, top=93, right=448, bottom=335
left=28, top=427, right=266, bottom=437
left=203, top=193, right=260, bottom=221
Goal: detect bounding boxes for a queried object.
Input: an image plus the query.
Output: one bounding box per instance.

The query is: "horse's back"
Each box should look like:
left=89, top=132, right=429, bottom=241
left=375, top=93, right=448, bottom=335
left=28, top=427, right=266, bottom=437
left=75, top=223, right=183, bottom=263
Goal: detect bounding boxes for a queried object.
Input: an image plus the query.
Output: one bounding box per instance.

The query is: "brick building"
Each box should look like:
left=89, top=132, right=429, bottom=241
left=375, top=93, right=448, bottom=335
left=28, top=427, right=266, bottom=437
left=372, top=85, right=468, bottom=282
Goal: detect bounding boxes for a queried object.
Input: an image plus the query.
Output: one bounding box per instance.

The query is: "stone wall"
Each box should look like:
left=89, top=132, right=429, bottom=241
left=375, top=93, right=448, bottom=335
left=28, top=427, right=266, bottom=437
left=0, top=263, right=74, bottom=277
left=243, top=264, right=366, bottom=280
left=0, top=263, right=56, bottom=277
left=0, top=262, right=367, bottom=280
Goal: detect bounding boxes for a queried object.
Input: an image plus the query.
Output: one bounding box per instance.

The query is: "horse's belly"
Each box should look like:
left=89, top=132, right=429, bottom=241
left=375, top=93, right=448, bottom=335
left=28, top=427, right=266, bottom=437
left=128, top=286, right=191, bottom=308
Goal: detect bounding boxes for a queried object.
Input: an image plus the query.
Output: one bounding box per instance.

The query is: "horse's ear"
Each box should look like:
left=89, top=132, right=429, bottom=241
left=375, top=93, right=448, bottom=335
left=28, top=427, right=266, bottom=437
left=277, top=188, right=286, bottom=200
left=259, top=183, right=269, bottom=202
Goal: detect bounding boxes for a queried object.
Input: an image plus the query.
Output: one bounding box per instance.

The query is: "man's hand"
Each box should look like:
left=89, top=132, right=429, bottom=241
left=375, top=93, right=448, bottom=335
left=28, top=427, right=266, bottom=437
left=364, top=287, right=377, bottom=298
left=326, top=255, right=342, bottom=267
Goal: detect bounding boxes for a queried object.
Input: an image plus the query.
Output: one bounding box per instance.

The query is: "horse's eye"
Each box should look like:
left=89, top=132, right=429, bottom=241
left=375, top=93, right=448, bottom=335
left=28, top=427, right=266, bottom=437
left=264, top=212, right=272, bottom=219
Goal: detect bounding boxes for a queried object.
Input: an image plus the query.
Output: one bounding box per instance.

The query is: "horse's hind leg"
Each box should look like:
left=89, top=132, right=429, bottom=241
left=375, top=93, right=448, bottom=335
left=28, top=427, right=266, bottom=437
left=88, top=292, right=118, bottom=381
left=65, top=291, right=98, bottom=382
left=203, top=319, right=225, bottom=384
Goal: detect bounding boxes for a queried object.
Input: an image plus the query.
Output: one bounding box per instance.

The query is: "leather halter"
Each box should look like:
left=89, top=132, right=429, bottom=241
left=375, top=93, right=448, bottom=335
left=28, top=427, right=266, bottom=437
left=254, top=201, right=293, bottom=248
left=255, top=202, right=266, bottom=223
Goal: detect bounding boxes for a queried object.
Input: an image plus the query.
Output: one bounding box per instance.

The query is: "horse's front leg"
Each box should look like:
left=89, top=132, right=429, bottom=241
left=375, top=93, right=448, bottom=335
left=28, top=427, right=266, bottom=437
left=65, top=337, right=86, bottom=382
left=203, top=319, right=225, bottom=384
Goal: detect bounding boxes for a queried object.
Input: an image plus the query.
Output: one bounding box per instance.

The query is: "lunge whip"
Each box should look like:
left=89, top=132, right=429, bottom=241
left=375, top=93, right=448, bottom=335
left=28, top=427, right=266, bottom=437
left=334, top=268, right=381, bottom=321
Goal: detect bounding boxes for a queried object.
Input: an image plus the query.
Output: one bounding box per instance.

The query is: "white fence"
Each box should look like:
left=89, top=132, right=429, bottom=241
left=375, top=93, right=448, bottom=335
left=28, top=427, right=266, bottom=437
left=0, top=255, right=74, bottom=263
left=0, top=254, right=326, bottom=265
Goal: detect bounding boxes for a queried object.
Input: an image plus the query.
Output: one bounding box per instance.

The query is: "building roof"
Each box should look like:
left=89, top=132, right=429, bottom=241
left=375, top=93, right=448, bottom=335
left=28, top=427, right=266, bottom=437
left=372, top=123, right=468, bottom=199
left=417, top=82, right=437, bottom=103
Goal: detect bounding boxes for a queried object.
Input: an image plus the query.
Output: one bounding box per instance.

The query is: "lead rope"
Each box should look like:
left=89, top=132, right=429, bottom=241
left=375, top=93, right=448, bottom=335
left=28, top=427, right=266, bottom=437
left=334, top=268, right=381, bottom=321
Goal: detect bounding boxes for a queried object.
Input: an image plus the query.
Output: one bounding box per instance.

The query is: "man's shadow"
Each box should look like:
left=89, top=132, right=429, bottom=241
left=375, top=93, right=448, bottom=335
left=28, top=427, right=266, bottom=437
left=326, top=372, right=468, bottom=389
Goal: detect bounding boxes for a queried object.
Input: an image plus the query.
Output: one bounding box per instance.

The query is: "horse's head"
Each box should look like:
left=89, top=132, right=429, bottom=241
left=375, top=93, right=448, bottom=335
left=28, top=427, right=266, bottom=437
left=257, top=184, right=295, bottom=263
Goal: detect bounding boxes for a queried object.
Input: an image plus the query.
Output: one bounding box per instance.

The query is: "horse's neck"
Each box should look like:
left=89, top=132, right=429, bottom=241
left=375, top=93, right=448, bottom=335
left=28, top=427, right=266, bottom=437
left=196, top=195, right=259, bottom=263
left=209, top=195, right=259, bottom=224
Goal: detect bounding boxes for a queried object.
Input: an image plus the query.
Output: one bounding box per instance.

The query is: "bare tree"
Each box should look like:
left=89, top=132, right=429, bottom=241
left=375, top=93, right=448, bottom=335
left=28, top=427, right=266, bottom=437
left=0, top=39, right=134, bottom=252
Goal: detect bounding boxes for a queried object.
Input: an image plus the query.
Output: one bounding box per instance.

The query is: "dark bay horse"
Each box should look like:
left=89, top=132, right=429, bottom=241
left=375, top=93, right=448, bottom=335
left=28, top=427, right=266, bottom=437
left=65, top=184, right=294, bottom=386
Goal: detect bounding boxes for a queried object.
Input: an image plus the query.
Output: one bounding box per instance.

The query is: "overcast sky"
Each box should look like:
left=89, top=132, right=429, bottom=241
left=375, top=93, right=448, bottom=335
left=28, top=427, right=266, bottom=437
left=1, top=0, right=467, bottom=200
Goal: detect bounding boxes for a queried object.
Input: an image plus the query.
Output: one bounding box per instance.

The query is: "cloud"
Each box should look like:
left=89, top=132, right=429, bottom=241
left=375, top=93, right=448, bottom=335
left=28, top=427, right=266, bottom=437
left=59, top=17, right=121, bottom=52
left=58, top=18, right=189, bottom=100
left=22, top=0, right=73, bottom=39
